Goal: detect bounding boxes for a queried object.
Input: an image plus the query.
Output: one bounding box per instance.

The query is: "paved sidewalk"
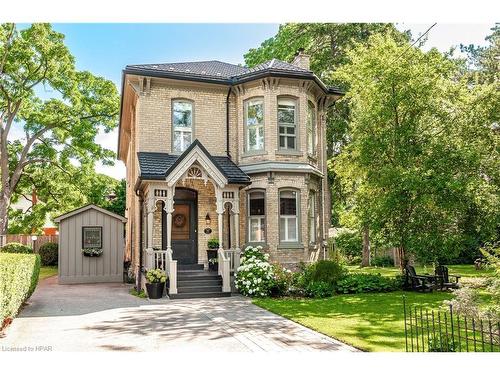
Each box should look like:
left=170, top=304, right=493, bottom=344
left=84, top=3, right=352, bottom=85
left=1, top=277, right=357, bottom=352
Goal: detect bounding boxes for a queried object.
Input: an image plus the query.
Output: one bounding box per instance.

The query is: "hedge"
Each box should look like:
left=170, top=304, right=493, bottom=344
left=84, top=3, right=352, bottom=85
left=0, top=242, right=32, bottom=254
left=0, top=253, right=41, bottom=326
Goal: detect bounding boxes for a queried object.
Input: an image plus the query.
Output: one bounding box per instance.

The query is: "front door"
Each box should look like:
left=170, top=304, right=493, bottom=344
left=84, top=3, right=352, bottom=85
left=162, top=193, right=198, bottom=264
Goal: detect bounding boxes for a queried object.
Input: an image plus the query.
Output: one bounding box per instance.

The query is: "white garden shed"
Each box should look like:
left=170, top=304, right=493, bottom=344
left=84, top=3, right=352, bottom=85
left=54, top=204, right=127, bottom=284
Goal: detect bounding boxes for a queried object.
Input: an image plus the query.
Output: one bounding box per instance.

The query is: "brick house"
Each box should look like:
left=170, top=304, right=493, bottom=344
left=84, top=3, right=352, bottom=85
left=118, top=51, right=343, bottom=298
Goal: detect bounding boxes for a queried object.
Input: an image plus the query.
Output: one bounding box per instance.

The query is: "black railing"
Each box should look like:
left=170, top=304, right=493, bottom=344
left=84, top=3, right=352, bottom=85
left=403, top=296, right=500, bottom=352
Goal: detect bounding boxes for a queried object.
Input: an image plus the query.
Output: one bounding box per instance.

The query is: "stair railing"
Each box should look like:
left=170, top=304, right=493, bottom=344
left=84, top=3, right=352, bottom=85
left=218, top=248, right=231, bottom=293
left=166, top=248, right=177, bottom=295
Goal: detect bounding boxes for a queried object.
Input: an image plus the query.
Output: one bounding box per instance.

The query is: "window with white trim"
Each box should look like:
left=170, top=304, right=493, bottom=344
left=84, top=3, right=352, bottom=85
left=245, top=99, right=264, bottom=151
left=307, top=101, right=316, bottom=155
left=248, top=190, right=266, bottom=242
left=308, top=191, right=316, bottom=243
left=172, top=101, right=193, bottom=152
left=278, top=98, right=296, bottom=150
left=279, top=190, right=299, bottom=242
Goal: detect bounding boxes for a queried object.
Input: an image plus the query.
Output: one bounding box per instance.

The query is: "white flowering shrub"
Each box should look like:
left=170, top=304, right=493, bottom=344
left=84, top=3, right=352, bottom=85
left=235, top=246, right=274, bottom=297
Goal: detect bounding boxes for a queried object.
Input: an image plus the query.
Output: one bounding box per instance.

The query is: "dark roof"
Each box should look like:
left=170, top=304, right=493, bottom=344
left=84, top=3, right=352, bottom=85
left=137, top=140, right=251, bottom=185
left=124, top=59, right=343, bottom=95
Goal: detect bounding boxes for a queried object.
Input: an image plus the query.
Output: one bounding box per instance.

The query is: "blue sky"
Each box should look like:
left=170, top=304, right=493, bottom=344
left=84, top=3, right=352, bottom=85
left=21, top=23, right=495, bottom=180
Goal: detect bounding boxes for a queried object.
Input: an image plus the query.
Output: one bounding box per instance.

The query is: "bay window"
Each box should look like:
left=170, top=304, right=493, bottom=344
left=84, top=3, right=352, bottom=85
left=245, top=99, right=264, bottom=152
left=248, top=190, right=266, bottom=243
left=307, top=101, right=316, bottom=155
left=172, top=100, right=193, bottom=153
left=279, top=190, right=299, bottom=243
left=278, top=98, right=297, bottom=150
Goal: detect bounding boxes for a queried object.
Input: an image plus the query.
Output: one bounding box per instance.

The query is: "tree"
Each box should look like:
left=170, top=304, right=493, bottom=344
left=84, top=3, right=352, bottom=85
left=244, top=23, right=410, bottom=229
left=0, top=23, right=120, bottom=234
left=332, top=33, right=500, bottom=264
left=102, top=178, right=126, bottom=217
left=461, top=24, right=499, bottom=84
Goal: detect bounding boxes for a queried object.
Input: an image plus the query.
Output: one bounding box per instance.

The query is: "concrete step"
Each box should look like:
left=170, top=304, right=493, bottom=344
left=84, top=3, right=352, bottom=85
left=177, top=279, right=222, bottom=287
left=177, top=285, right=223, bottom=293
left=177, top=264, right=204, bottom=271
left=169, top=291, right=232, bottom=299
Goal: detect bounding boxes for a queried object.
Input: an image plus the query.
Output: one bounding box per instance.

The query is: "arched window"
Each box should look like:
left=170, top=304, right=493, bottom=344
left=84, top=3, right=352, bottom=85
left=172, top=100, right=193, bottom=152
left=247, top=190, right=266, bottom=243
left=279, top=189, right=299, bottom=243
left=245, top=98, right=264, bottom=152
left=278, top=97, right=297, bottom=150
left=307, top=101, right=316, bottom=155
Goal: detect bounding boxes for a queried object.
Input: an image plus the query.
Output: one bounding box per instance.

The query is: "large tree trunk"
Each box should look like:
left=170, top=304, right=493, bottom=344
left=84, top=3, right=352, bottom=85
left=0, top=195, right=10, bottom=235
left=361, top=227, right=371, bottom=267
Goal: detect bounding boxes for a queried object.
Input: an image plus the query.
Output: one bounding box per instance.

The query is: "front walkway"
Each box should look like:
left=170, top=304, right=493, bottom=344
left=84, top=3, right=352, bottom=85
left=1, top=277, right=356, bottom=352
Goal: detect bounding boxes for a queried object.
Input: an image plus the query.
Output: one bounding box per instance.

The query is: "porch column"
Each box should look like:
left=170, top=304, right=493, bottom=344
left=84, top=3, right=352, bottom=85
left=233, top=200, right=241, bottom=272
left=146, top=198, right=155, bottom=249
left=164, top=186, right=175, bottom=252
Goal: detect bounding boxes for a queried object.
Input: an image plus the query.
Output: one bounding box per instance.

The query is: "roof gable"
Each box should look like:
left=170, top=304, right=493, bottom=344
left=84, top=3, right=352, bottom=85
left=54, top=204, right=127, bottom=223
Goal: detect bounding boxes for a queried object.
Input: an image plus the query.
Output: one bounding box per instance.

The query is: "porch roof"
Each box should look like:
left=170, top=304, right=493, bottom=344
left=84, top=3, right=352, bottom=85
left=137, top=140, right=251, bottom=185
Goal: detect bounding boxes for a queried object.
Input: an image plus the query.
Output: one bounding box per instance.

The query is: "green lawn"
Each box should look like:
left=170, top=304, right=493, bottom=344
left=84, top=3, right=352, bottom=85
left=253, top=264, right=495, bottom=352
left=347, top=264, right=493, bottom=279
left=254, top=291, right=452, bottom=352
left=39, top=266, right=58, bottom=280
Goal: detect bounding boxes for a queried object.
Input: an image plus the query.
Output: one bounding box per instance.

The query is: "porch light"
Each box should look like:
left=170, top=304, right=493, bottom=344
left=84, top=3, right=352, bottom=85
left=205, top=213, right=211, bottom=225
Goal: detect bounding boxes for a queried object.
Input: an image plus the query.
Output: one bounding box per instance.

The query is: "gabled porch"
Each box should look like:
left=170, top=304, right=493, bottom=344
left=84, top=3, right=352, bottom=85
left=138, top=140, right=250, bottom=298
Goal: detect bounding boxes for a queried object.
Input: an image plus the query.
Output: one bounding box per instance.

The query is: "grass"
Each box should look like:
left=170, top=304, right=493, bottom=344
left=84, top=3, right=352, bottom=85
left=39, top=266, right=58, bottom=280
left=129, top=287, right=147, bottom=298
left=253, top=264, right=495, bottom=352
left=346, top=264, right=493, bottom=279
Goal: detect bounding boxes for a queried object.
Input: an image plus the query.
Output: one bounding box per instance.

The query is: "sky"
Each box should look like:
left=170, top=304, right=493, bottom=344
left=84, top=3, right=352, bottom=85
left=19, top=23, right=496, bottom=180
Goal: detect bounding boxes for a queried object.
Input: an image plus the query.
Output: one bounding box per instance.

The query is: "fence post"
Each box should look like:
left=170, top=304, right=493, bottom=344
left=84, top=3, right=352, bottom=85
left=403, top=295, right=408, bottom=352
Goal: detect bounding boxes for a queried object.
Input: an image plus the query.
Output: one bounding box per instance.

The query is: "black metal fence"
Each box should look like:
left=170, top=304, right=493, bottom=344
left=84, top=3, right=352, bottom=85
left=403, top=296, right=500, bottom=352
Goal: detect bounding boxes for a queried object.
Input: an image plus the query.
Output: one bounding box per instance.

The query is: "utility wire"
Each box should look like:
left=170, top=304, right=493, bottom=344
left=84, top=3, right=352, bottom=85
left=390, top=23, right=437, bottom=66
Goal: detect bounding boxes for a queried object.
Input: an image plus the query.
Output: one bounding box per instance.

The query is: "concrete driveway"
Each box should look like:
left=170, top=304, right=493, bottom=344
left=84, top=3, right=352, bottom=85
left=1, top=277, right=356, bottom=352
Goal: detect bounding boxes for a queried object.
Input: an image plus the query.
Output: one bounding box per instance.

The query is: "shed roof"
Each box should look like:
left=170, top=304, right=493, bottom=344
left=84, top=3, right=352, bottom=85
left=53, top=204, right=127, bottom=223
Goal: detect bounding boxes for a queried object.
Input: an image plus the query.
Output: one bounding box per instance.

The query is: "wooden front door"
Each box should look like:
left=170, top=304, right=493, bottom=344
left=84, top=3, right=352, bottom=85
left=163, top=196, right=197, bottom=264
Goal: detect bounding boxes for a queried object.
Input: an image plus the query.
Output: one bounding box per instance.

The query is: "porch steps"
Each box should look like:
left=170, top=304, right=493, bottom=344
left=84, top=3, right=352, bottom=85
left=170, top=265, right=231, bottom=299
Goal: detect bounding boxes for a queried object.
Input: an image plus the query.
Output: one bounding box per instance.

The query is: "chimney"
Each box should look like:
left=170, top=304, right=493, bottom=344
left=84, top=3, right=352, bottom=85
left=291, top=48, right=310, bottom=70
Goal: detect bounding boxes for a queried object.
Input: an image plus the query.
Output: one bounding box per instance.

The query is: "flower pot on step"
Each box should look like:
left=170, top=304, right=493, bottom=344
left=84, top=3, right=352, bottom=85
left=146, top=282, right=165, bottom=299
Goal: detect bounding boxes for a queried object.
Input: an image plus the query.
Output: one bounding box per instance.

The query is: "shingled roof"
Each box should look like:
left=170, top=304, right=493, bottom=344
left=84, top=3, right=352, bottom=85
left=137, top=140, right=251, bottom=185
left=124, top=59, right=343, bottom=95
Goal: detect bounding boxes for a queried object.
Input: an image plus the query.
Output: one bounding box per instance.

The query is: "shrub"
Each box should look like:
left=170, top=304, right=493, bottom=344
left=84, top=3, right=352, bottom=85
left=310, top=260, right=348, bottom=288
left=1, top=242, right=32, bottom=254
left=371, top=255, right=394, bottom=267
left=0, top=253, right=40, bottom=326
left=269, top=264, right=294, bottom=297
left=38, top=242, right=58, bottom=266
left=336, top=273, right=403, bottom=294
left=305, top=281, right=333, bottom=298
left=207, top=237, right=219, bottom=249
left=235, top=246, right=274, bottom=297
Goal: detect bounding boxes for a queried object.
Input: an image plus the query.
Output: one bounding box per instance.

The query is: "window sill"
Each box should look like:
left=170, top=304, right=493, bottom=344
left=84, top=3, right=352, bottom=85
left=275, top=150, right=303, bottom=157
left=277, top=243, right=304, bottom=250
left=242, top=151, right=268, bottom=158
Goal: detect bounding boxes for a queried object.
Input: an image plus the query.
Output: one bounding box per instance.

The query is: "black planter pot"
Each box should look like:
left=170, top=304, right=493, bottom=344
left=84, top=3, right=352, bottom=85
left=207, top=249, right=218, bottom=272
left=146, top=282, right=165, bottom=299
left=208, top=262, right=218, bottom=272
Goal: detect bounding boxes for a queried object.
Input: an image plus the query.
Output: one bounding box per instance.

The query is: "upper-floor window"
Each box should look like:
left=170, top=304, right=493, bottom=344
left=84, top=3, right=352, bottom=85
left=245, top=98, right=264, bottom=152
left=172, top=100, right=193, bottom=153
left=278, top=98, right=297, bottom=150
left=308, top=191, right=316, bottom=243
left=248, top=190, right=266, bottom=243
left=307, top=101, right=316, bottom=155
left=279, top=190, right=299, bottom=243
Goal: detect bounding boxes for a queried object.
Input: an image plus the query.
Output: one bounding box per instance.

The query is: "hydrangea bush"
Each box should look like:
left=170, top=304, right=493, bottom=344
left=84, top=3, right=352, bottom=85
left=235, top=246, right=274, bottom=297
left=145, top=268, right=167, bottom=284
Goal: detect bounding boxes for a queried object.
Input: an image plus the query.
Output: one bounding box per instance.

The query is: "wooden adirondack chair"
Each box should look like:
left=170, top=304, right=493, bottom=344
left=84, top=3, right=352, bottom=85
left=403, top=265, right=436, bottom=292
left=434, top=265, right=461, bottom=290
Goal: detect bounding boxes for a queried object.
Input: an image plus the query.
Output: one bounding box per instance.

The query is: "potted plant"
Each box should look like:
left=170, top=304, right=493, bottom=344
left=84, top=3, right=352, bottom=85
left=145, top=268, right=167, bottom=299
left=82, top=248, right=103, bottom=257
left=206, top=237, right=219, bottom=270
left=208, top=257, right=218, bottom=272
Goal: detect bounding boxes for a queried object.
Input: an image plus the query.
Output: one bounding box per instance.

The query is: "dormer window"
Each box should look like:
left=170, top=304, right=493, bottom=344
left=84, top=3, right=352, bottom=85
left=278, top=98, right=297, bottom=150
left=245, top=98, right=264, bottom=152
left=172, top=100, right=193, bottom=153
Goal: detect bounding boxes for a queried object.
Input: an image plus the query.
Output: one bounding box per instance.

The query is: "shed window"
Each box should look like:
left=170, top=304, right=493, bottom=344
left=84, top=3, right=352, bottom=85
left=82, top=226, right=102, bottom=249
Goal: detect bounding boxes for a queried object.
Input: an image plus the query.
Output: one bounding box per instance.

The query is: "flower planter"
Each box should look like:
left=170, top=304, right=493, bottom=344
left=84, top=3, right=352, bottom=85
left=207, top=249, right=218, bottom=272
left=83, top=253, right=102, bottom=257
left=146, top=282, right=165, bottom=299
